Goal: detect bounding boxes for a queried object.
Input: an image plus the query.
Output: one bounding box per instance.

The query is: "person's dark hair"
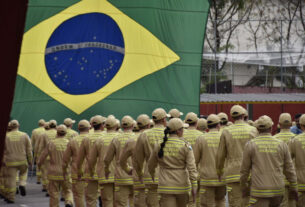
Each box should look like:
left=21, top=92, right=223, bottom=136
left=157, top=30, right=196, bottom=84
left=49, top=124, right=56, bottom=129
left=295, top=113, right=302, bottom=119
left=232, top=115, right=243, bottom=121
left=257, top=128, right=272, bottom=133
left=220, top=120, right=228, bottom=125
left=93, top=124, right=102, bottom=130
left=158, top=127, right=170, bottom=158
left=208, top=123, right=218, bottom=129
left=154, top=119, right=164, bottom=124
left=188, top=122, right=196, bottom=126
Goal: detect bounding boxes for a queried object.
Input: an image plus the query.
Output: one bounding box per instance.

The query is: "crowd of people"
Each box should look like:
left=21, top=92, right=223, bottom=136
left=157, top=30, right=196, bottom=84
left=0, top=105, right=304, bottom=207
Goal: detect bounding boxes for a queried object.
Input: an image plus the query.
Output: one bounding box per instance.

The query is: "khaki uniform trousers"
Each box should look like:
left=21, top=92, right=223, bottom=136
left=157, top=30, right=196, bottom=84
left=85, top=179, right=99, bottom=207
left=36, top=165, right=42, bottom=183
left=249, top=196, right=283, bottom=207
left=227, top=182, right=249, bottom=207
left=297, top=192, right=305, bottom=207
left=41, top=160, right=49, bottom=190
left=4, top=165, right=28, bottom=201
left=146, top=184, right=159, bottom=207
left=160, top=193, right=189, bottom=207
left=115, top=185, right=134, bottom=207
left=280, top=186, right=296, bottom=207
left=72, top=179, right=85, bottom=207
left=100, top=183, right=115, bottom=207
left=49, top=179, right=73, bottom=207
left=200, top=185, right=226, bottom=207
left=134, top=188, right=146, bottom=207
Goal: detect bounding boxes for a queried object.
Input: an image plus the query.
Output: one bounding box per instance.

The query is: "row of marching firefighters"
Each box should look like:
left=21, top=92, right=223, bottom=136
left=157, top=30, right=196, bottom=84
left=1, top=105, right=304, bottom=207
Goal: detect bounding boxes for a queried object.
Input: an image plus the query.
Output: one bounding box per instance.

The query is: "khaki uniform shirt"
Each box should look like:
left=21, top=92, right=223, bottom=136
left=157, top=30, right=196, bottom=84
left=289, top=132, right=305, bottom=191
left=240, top=133, right=297, bottom=197
left=31, top=127, right=45, bottom=154
left=274, top=129, right=296, bottom=185
left=134, top=125, right=165, bottom=185
left=148, top=135, right=198, bottom=194
left=4, top=130, right=32, bottom=167
left=39, top=136, right=70, bottom=180
left=194, top=128, right=225, bottom=186
left=216, top=120, right=257, bottom=183
left=273, top=129, right=295, bottom=144
left=120, top=131, right=145, bottom=189
left=89, top=131, right=119, bottom=184
left=77, top=130, right=104, bottom=180
left=65, top=128, right=78, bottom=141
left=183, top=127, right=203, bottom=149
left=63, top=133, right=88, bottom=180
left=104, top=131, right=135, bottom=186
left=37, top=129, right=57, bottom=159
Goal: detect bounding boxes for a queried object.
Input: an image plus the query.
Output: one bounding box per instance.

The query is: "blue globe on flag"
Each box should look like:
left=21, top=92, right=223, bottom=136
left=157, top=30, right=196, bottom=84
left=45, top=13, right=125, bottom=95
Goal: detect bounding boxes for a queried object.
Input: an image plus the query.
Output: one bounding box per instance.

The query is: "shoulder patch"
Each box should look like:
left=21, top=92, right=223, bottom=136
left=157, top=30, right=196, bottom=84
left=188, top=145, right=193, bottom=151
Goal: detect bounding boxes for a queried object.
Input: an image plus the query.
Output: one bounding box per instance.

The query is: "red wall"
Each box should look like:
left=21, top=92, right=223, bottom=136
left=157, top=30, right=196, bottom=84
left=200, top=103, right=305, bottom=135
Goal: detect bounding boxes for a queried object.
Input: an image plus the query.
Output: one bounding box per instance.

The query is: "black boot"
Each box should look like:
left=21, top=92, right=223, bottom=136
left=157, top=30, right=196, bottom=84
left=19, top=186, right=26, bottom=196
left=99, top=196, right=102, bottom=207
left=65, top=204, right=73, bottom=207
left=15, top=187, right=19, bottom=194
left=61, top=197, right=65, bottom=202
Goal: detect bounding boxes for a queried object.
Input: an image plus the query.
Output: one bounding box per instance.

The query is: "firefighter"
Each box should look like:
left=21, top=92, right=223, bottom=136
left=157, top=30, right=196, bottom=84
left=63, top=118, right=78, bottom=140
left=119, top=114, right=151, bottom=207
left=104, top=115, right=136, bottom=207
left=88, top=116, right=119, bottom=207
left=38, top=124, right=73, bottom=207
left=134, top=108, right=169, bottom=207
left=169, top=108, right=183, bottom=119
left=2, top=120, right=32, bottom=203
left=216, top=105, right=257, bottom=207
left=194, top=114, right=226, bottom=207
left=240, top=115, right=298, bottom=207
left=289, top=114, right=305, bottom=207
left=196, top=118, right=207, bottom=133
left=31, top=119, right=45, bottom=184
left=63, top=120, right=90, bottom=207
left=148, top=118, right=198, bottom=207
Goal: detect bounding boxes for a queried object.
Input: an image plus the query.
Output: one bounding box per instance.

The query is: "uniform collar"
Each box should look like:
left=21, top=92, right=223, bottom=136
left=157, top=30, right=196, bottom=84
left=280, top=128, right=291, bottom=133
left=258, top=132, right=272, bottom=137
left=209, top=128, right=219, bottom=132
left=234, top=120, right=245, bottom=124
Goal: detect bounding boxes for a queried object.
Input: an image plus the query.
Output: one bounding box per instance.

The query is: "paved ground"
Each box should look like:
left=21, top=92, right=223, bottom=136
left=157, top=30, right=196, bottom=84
left=0, top=178, right=66, bottom=207
left=1, top=176, right=229, bottom=206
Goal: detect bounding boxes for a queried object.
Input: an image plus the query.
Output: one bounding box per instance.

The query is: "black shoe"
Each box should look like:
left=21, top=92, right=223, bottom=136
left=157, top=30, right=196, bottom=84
left=19, top=186, right=26, bottom=196
left=5, top=199, right=15, bottom=204
left=65, top=204, right=73, bottom=207
left=0, top=194, right=3, bottom=199
left=16, top=187, right=19, bottom=194
left=42, top=189, right=47, bottom=192
left=37, top=181, right=41, bottom=184
left=61, top=197, right=65, bottom=202
left=99, top=196, right=102, bottom=207
left=45, top=193, right=49, bottom=197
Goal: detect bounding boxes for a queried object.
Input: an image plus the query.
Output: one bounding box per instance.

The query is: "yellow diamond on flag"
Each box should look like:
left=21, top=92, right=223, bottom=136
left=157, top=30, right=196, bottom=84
left=18, top=0, right=180, bottom=114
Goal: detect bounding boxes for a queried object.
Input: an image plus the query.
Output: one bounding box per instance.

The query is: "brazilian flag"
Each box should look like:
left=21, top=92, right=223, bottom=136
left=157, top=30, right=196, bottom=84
left=11, top=0, right=210, bottom=133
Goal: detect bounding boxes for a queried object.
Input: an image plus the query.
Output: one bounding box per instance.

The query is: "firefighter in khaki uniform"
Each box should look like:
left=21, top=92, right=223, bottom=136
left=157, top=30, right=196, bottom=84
left=88, top=116, right=119, bottom=207
left=217, top=112, right=229, bottom=132
left=104, top=115, right=136, bottom=207
left=31, top=119, right=45, bottom=184
left=183, top=112, right=203, bottom=207
left=63, top=120, right=90, bottom=207
left=38, top=125, right=73, bottom=207
left=216, top=105, right=257, bottom=207
left=148, top=118, right=198, bottom=207
left=119, top=114, right=151, bottom=207
left=134, top=108, right=169, bottom=207
left=273, top=113, right=296, bottom=207
left=0, top=122, right=13, bottom=199
left=38, top=120, right=58, bottom=194
left=77, top=115, right=105, bottom=207
left=289, top=114, right=305, bottom=207
left=196, top=118, right=207, bottom=133
left=63, top=118, right=78, bottom=141
left=240, top=116, right=298, bottom=207
left=2, top=120, right=32, bottom=203
left=194, top=114, right=226, bottom=207
left=169, top=108, right=183, bottom=119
